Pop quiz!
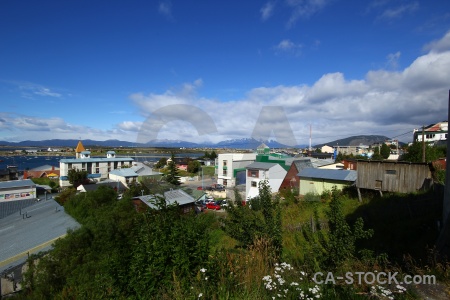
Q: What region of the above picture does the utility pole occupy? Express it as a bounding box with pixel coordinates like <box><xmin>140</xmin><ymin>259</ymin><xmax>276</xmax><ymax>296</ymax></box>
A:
<box><xmin>309</xmin><ymin>124</ymin><xmax>312</xmax><ymax>153</ymax></box>
<box><xmin>422</xmin><ymin>125</ymin><xmax>426</xmax><ymax>163</ymax></box>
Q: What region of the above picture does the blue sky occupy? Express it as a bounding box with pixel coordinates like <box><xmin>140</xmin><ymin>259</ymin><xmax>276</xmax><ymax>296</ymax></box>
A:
<box><xmin>1</xmin><ymin>0</ymin><xmax>450</xmax><ymax>146</ymax></box>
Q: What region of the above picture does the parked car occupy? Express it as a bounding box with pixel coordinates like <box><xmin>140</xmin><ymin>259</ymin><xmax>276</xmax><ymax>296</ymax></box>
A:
<box><xmin>195</xmin><ymin>200</ymin><xmax>207</xmax><ymax>209</ymax></box>
<box><xmin>206</xmin><ymin>201</ymin><xmax>221</xmax><ymax>210</ymax></box>
<box><xmin>197</xmin><ymin>186</ymin><xmax>203</xmax><ymax>190</ymax></box>
<box><xmin>204</xmin><ymin>184</ymin><xmax>224</xmax><ymax>191</ymax></box>
<box><xmin>217</xmin><ymin>199</ymin><xmax>228</xmax><ymax>207</ymax></box>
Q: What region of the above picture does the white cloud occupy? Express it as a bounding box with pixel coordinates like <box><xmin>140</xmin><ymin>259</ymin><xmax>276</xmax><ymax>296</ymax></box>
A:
<box><xmin>12</xmin><ymin>81</ymin><xmax>63</xmax><ymax>99</ymax></box>
<box><xmin>117</xmin><ymin>121</ymin><xmax>142</xmax><ymax>132</ymax></box>
<box><xmin>261</xmin><ymin>1</ymin><xmax>276</xmax><ymax>21</ymax></box>
<box><xmin>274</xmin><ymin>39</ymin><xmax>302</xmax><ymax>56</ymax></box>
<box><xmin>378</xmin><ymin>1</ymin><xmax>419</xmax><ymax>20</ymax></box>
<box><xmin>4</xmin><ymin>32</ymin><xmax>450</xmax><ymax>146</ymax></box>
<box><xmin>158</xmin><ymin>0</ymin><xmax>173</xmax><ymax>19</ymax></box>
<box><xmin>424</xmin><ymin>30</ymin><xmax>450</xmax><ymax>54</ymax></box>
<box><xmin>286</xmin><ymin>0</ymin><xmax>331</xmax><ymax>28</ymax></box>
<box><xmin>386</xmin><ymin>51</ymin><xmax>401</xmax><ymax>69</ymax></box>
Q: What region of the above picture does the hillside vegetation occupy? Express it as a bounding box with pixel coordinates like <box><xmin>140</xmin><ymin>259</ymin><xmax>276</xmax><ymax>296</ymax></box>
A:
<box><xmin>14</xmin><ymin>183</ymin><xmax>449</xmax><ymax>299</ymax></box>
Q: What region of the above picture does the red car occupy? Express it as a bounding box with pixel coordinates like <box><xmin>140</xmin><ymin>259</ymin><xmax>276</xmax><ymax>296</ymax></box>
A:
<box><xmin>206</xmin><ymin>201</ymin><xmax>221</xmax><ymax>210</ymax></box>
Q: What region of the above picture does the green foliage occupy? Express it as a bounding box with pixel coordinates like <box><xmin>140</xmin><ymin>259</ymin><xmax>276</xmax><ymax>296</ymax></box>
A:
<box><xmin>165</xmin><ymin>152</ymin><xmax>181</xmax><ymax>185</ymax></box>
<box><xmin>380</xmin><ymin>143</ymin><xmax>391</xmax><ymax>159</ymax></box>
<box><xmin>154</xmin><ymin>157</ymin><xmax>168</xmax><ymax>169</ymax></box>
<box><xmin>129</xmin><ymin>198</ymin><xmax>211</xmax><ymax>297</ymax></box>
<box><xmin>401</xmin><ymin>142</ymin><xmax>446</xmax><ymax>163</ymax></box>
<box><xmin>304</xmin><ymin>192</ymin><xmax>321</xmax><ymax>202</ymax></box>
<box><xmin>21</xmin><ymin>186</ymin><xmax>138</xmax><ymax>299</ymax></box>
<box><xmin>187</xmin><ymin>159</ymin><xmax>201</xmax><ymax>173</ymax></box>
<box><xmin>67</xmin><ymin>168</ymin><xmax>88</xmax><ymax>188</ymax></box>
<box><xmin>203</xmin><ymin>150</ymin><xmax>217</xmax><ymax>160</ymax></box>
<box><xmin>54</xmin><ymin>187</ymin><xmax>76</xmax><ymax>205</ymax></box>
<box><xmin>325</xmin><ymin>187</ymin><xmax>374</xmax><ymax>268</ymax></box>
<box><xmin>224</xmin><ymin>181</ymin><xmax>282</xmax><ymax>258</ymax></box>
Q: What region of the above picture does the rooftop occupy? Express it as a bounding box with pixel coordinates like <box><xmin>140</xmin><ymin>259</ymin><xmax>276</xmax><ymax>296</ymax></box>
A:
<box><xmin>246</xmin><ymin>162</ymin><xmax>278</xmax><ymax>170</ymax></box>
<box><xmin>0</xmin><ymin>179</ymin><xmax>35</xmax><ymax>190</ymax></box>
<box><xmin>0</xmin><ymin>199</ymin><xmax>80</xmax><ymax>274</ymax></box>
<box><xmin>298</xmin><ymin>168</ymin><xmax>357</xmax><ymax>182</ymax></box>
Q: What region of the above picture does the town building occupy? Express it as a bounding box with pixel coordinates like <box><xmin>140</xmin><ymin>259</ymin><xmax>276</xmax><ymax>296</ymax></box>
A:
<box><xmin>23</xmin><ymin>164</ymin><xmax>60</xmax><ymax>179</ymax></box>
<box><xmin>356</xmin><ymin>160</ymin><xmax>433</xmax><ymax>195</ymax></box>
<box><xmin>216</xmin><ymin>152</ymin><xmax>257</xmax><ymax>187</ymax></box>
<box><xmin>132</xmin><ymin>189</ymin><xmax>196</xmax><ymax>214</ymax></box>
<box><xmin>59</xmin><ymin>141</ymin><xmax>134</xmax><ymax>188</ymax></box>
<box><xmin>245</xmin><ymin>162</ymin><xmax>287</xmax><ymax>200</ymax></box>
<box><xmin>279</xmin><ymin>159</ymin><xmax>314</xmax><ymax>191</ymax></box>
<box><xmin>0</xmin><ymin>179</ymin><xmax>36</xmax><ymax>202</ymax></box>
<box><xmin>0</xmin><ymin>166</ymin><xmax>18</xmax><ymax>182</ymax></box>
<box><xmin>298</xmin><ymin>168</ymin><xmax>357</xmax><ymax>196</ymax></box>
<box><xmin>413</xmin><ymin>121</ymin><xmax>448</xmax><ymax>144</ymax></box>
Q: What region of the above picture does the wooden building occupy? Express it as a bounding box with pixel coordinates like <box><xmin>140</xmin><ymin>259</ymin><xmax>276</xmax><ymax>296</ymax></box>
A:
<box><xmin>356</xmin><ymin>160</ymin><xmax>432</xmax><ymax>194</ymax></box>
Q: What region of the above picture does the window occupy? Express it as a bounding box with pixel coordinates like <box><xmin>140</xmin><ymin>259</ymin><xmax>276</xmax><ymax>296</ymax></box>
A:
<box><xmin>223</xmin><ymin>160</ymin><xmax>227</xmax><ymax>166</ymax></box>
<box><xmin>68</xmin><ymin>163</ymin><xmax>72</xmax><ymax>169</ymax></box>
<box><xmin>223</xmin><ymin>179</ymin><xmax>228</xmax><ymax>186</ymax></box>
<box><xmin>223</xmin><ymin>170</ymin><xmax>227</xmax><ymax>176</ymax></box>
<box><xmin>251</xmin><ymin>181</ymin><xmax>257</xmax><ymax>187</ymax></box>
<box><xmin>96</xmin><ymin>168</ymin><xmax>100</xmax><ymax>174</ymax></box>
<box><xmin>386</xmin><ymin>170</ymin><xmax>396</xmax><ymax>175</ymax></box>
<box><xmin>248</xmin><ymin>170</ymin><xmax>259</xmax><ymax>178</ymax></box>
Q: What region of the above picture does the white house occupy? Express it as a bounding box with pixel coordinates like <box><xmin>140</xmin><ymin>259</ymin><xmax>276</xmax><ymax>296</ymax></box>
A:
<box><xmin>245</xmin><ymin>162</ymin><xmax>287</xmax><ymax>200</ymax></box>
<box><xmin>216</xmin><ymin>153</ymin><xmax>256</xmax><ymax>187</ymax></box>
<box><xmin>59</xmin><ymin>141</ymin><xmax>133</xmax><ymax>188</ymax></box>
<box><xmin>413</xmin><ymin>121</ymin><xmax>448</xmax><ymax>144</ymax></box>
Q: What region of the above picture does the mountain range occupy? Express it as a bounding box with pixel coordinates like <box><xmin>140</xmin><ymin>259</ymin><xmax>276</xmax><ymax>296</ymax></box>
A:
<box><xmin>0</xmin><ymin>135</ymin><xmax>395</xmax><ymax>149</ymax></box>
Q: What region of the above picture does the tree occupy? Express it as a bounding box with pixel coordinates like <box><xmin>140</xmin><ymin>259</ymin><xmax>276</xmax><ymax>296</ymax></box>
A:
<box><xmin>165</xmin><ymin>152</ymin><xmax>181</xmax><ymax>186</ymax></box>
<box><xmin>380</xmin><ymin>143</ymin><xmax>391</xmax><ymax>159</ymax></box>
<box><xmin>67</xmin><ymin>168</ymin><xmax>88</xmax><ymax>188</ymax></box>
<box><xmin>325</xmin><ymin>187</ymin><xmax>373</xmax><ymax>268</ymax></box>
<box><xmin>224</xmin><ymin>181</ymin><xmax>282</xmax><ymax>258</ymax></box>
<box><xmin>129</xmin><ymin>198</ymin><xmax>211</xmax><ymax>297</ymax></box>
<box><xmin>209</xmin><ymin>150</ymin><xmax>217</xmax><ymax>160</ymax></box>
<box><xmin>401</xmin><ymin>142</ymin><xmax>446</xmax><ymax>163</ymax></box>
<box><xmin>154</xmin><ymin>157</ymin><xmax>168</xmax><ymax>169</ymax></box>
<box><xmin>187</xmin><ymin>159</ymin><xmax>201</xmax><ymax>174</ymax></box>
<box><xmin>371</xmin><ymin>146</ymin><xmax>383</xmax><ymax>160</ymax></box>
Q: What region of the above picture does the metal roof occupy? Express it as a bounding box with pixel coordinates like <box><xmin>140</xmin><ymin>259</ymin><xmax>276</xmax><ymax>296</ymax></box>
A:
<box><xmin>87</xmin><ymin>173</ymin><xmax>102</xmax><ymax>178</ymax></box>
<box><xmin>298</xmin><ymin>168</ymin><xmax>357</xmax><ymax>182</ymax></box>
<box><xmin>0</xmin><ymin>199</ymin><xmax>80</xmax><ymax>273</ymax></box>
<box><xmin>134</xmin><ymin>189</ymin><xmax>195</xmax><ymax>209</ymax></box>
<box><xmin>29</xmin><ymin>164</ymin><xmax>59</xmax><ymax>171</ymax></box>
<box><xmin>246</xmin><ymin>162</ymin><xmax>278</xmax><ymax>170</ymax></box>
<box><xmin>0</xmin><ymin>179</ymin><xmax>35</xmax><ymax>190</ymax></box>
<box><xmin>60</xmin><ymin>157</ymin><xmax>134</xmax><ymax>163</ymax></box>
<box><xmin>0</xmin><ymin>199</ymin><xmax>35</xmax><ymax>219</ymax></box>
<box><xmin>109</xmin><ymin>168</ymin><xmax>138</xmax><ymax>177</ymax></box>
<box><xmin>292</xmin><ymin>159</ymin><xmax>314</xmax><ymax>171</ymax></box>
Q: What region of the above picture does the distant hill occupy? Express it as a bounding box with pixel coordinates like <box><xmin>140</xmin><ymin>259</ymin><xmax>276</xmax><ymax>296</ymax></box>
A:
<box><xmin>0</xmin><ymin>139</ymin><xmax>138</xmax><ymax>147</ymax></box>
<box><xmin>314</xmin><ymin>135</ymin><xmax>391</xmax><ymax>148</ymax></box>
<box><xmin>214</xmin><ymin>138</ymin><xmax>293</xmax><ymax>149</ymax></box>
<box><xmin>0</xmin><ymin>137</ymin><xmax>297</xmax><ymax>149</ymax></box>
